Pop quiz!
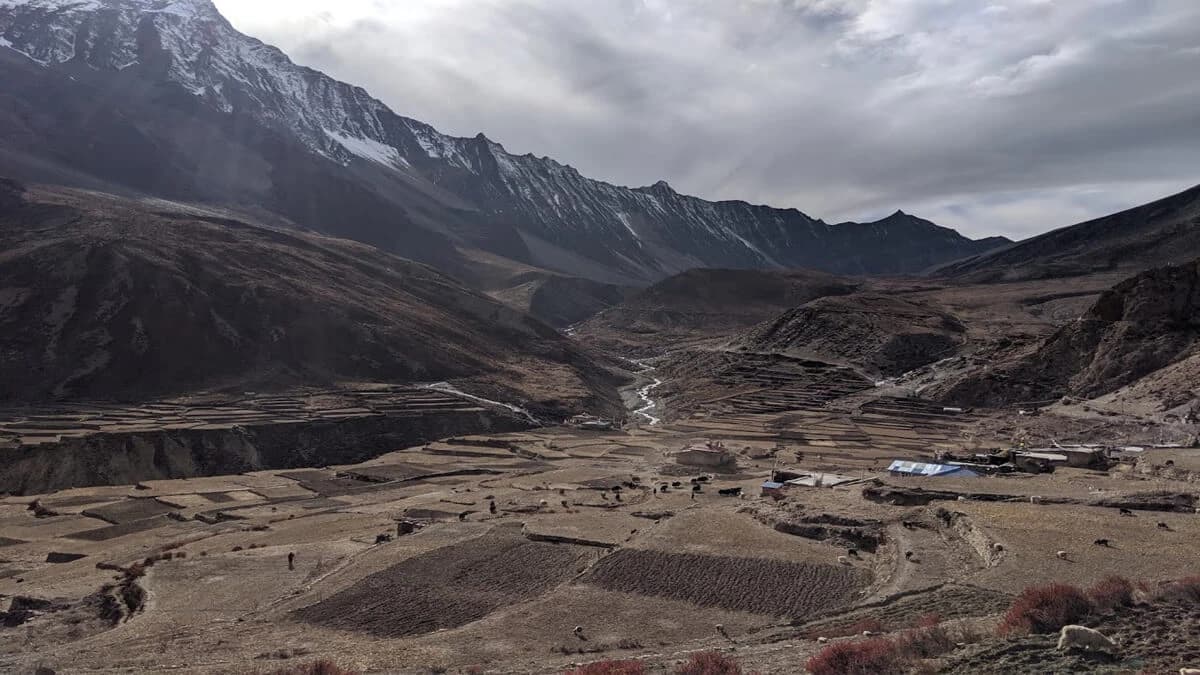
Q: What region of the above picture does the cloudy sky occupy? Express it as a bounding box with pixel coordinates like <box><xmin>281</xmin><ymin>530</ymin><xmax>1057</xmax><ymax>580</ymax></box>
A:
<box><xmin>212</xmin><ymin>0</ymin><xmax>1200</xmax><ymax>240</ymax></box>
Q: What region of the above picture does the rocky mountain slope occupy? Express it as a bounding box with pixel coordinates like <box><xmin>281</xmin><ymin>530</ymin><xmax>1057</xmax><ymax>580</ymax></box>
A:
<box><xmin>0</xmin><ymin>0</ymin><xmax>1008</xmax><ymax>285</ymax></box>
<box><xmin>574</xmin><ymin>268</ymin><xmax>861</xmax><ymax>355</ymax></box>
<box><xmin>935</xmin><ymin>184</ymin><xmax>1200</xmax><ymax>282</ymax></box>
<box><xmin>930</xmin><ymin>259</ymin><xmax>1200</xmax><ymax>408</ymax></box>
<box><xmin>0</xmin><ymin>178</ymin><xmax>622</xmax><ymax>417</ymax></box>
<box><xmin>732</xmin><ymin>293</ymin><xmax>967</xmax><ymax>378</ymax></box>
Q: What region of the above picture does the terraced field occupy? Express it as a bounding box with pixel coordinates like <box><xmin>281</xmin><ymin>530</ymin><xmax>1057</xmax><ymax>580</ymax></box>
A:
<box><xmin>292</xmin><ymin>525</ymin><xmax>600</xmax><ymax>637</ymax></box>
<box><xmin>583</xmin><ymin>549</ymin><xmax>868</xmax><ymax>619</ymax></box>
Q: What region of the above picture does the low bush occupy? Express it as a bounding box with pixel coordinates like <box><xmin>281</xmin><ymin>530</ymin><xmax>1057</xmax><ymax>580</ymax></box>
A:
<box><xmin>806</xmin><ymin>638</ymin><xmax>906</xmax><ymax>675</ymax></box>
<box><xmin>675</xmin><ymin>651</ymin><xmax>742</xmax><ymax>674</ymax></box>
<box><xmin>997</xmin><ymin>583</ymin><xmax>1092</xmax><ymax>636</ymax></box>
<box><xmin>1148</xmin><ymin>576</ymin><xmax>1200</xmax><ymax>606</ymax></box>
<box><xmin>1088</xmin><ymin>576</ymin><xmax>1134</xmax><ymax>612</ymax></box>
<box><xmin>564</xmin><ymin>659</ymin><xmax>646</xmax><ymax>675</ymax></box>
<box><xmin>265</xmin><ymin>659</ymin><xmax>357</xmax><ymax>675</ymax></box>
<box><xmin>894</xmin><ymin>626</ymin><xmax>954</xmax><ymax>660</ymax></box>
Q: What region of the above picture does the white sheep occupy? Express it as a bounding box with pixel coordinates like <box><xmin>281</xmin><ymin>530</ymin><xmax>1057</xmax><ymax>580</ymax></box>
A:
<box><xmin>573</xmin><ymin>625</ymin><xmax>584</xmax><ymax>635</ymax></box>
<box><xmin>837</xmin><ymin>555</ymin><xmax>851</xmax><ymax>565</ymax></box>
<box><xmin>862</xmin><ymin>630</ymin><xmax>875</xmax><ymax>637</ymax></box>
<box><xmin>1057</xmin><ymin>625</ymin><xmax>1117</xmax><ymax>654</ymax></box>
<box><xmin>1055</xmin><ymin>550</ymin><xmax>1069</xmax><ymax>560</ymax></box>
<box><xmin>992</xmin><ymin>542</ymin><xmax>1004</xmax><ymax>552</ymax></box>
<box><xmin>538</xmin><ymin>499</ymin><xmax>548</xmax><ymax>509</ymax></box>
<box><xmin>1030</xmin><ymin>495</ymin><xmax>1042</xmax><ymax>504</ymax></box>
<box><xmin>816</xmin><ymin>637</ymin><xmax>829</xmax><ymax>644</ymax></box>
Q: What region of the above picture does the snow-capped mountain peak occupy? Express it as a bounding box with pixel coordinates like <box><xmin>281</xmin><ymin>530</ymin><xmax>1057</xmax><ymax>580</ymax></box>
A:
<box><xmin>0</xmin><ymin>0</ymin><xmax>1008</xmax><ymax>282</ymax></box>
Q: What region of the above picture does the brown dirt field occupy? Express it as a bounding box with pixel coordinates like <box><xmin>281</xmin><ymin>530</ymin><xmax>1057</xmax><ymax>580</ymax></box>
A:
<box><xmin>292</xmin><ymin>525</ymin><xmax>601</xmax><ymax>637</ymax></box>
<box><xmin>402</xmin><ymin>584</ymin><xmax>779</xmax><ymax>671</ymax></box>
<box><xmin>953</xmin><ymin>501</ymin><xmax>1200</xmax><ymax>592</ymax></box>
<box><xmin>630</xmin><ymin>506</ymin><xmax>843</xmax><ymax>563</ymax></box>
<box><xmin>583</xmin><ymin>549</ymin><xmax>868</xmax><ymax>620</ymax></box>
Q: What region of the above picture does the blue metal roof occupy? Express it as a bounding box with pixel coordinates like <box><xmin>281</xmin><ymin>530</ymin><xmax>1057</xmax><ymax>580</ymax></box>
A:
<box><xmin>761</xmin><ymin>481</ymin><xmax>785</xmax><ymax>489</ymax></box>
<box><xmin>887</xmin><ymin>460</ymin><xmax>979</xmax><ymax>477</ymax></box>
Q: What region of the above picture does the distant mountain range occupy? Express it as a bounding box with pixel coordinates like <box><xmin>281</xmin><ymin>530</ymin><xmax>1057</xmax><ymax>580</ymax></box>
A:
<box><xmin>0</xmin><ymin>0</ymin><xmax>1009</xmax><ymax>284</ymax></box>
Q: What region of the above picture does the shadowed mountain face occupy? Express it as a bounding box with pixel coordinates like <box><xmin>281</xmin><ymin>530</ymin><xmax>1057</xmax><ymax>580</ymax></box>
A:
<box><xmin>733</xmin><ymin>293</ymin><xmax>967</xmax><ymax>378</ymax></box>
<box><xmin>930</xmin><ymin>259</ymin><xmax>1200</xmax><ymax>407</ymax></box>
<box><xmin>935</xmin><ymin>184</ymin><xmax>1200</xmax><ymax>283</ymax></box>
<box><xmin>575</xmin><ymin>268</ymin><xmax>862</xmax><ymax>355</ymax></box>
<box><xmin>0</xmin><ymin>180</ymin><xmax>622</xmax><ymax>417</ymax></box>
<box><xmin>0</xmin><ymin>0</ymin><xmax>1007</xmax><ymax>285</ymax></box>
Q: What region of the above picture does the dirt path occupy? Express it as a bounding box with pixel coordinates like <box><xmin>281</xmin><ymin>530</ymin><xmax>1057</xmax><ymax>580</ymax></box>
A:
<box><xmin>868</xmin><ymin>519</ymin><xmax>984</xmax><ymax>601</ymax></box>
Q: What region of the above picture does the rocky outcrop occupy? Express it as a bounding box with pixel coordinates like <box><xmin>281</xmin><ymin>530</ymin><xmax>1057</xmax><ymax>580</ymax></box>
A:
<box><xmin>0</xmin><ymin>407</ymin><xmax>527</xmax><ymax>495</ymax></box>
<box><xmin>734</xmin><ymin>293</ymin><xmax>967</xmax><ymax>377</ymax></box>
<box><xmin>931</xmin><ymin>259</ymin><xmax>1200</xmax><ymax>406</ymax></box>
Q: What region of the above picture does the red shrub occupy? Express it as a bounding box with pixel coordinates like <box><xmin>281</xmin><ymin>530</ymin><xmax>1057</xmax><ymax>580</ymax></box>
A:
<box><xmin>998</xmin><ymin>583</ymin><xmax>1092</xmax><ymax>635</ymax></box>
<box><xmin>565</xmin><ymin>660</ymin><xmax>646</xmax><ymax>675</ymax></box>
<box><xmin>266</xmin><ymin>660</ymin><xmax>357</xmax><ymax>675</ymax></box>
<box><xmin>675</xmin><ymin>651</ymin><xmax>742</xmax><ymax>675</ymax></box>
<box><xmin>1088</xmin><ymin>576</ymin><xmax>1134</xmax><ymax>612</ymax></box>
<box><xmin>806</xmin><ymin>638</ymin><xmax>906</xmax><ymax>675</ymax></box>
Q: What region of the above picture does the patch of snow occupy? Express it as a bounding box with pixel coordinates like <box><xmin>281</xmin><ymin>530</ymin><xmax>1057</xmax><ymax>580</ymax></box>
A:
<box><xmin>0</xmin><ymin>0</ymin><xmax>101</xmax><ymax>9</ymax></box>
<box><xmin>729</xmin><ymin>229</ymin><xmax>778</xmax><ymax>264</ymax></box>
<box><xmin>615</xmin><ymin>212</ymin><xmax>640</xmax><ymax>240</ymax></box>
<box><xmin>323</xmin><ymin>129</ymin><xmax>407</xmax><ymax>168</ymax></box>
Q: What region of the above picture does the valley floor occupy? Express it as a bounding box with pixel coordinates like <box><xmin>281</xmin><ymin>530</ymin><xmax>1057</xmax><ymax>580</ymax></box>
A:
<box><xmin>1</xmin><ymin>365</ymin><xmax>1198</xmax><ymax>674</ymax></box>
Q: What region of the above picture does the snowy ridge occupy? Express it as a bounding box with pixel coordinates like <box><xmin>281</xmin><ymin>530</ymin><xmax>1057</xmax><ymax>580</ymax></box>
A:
<box><xmin>0</xmin><ymin>0</ymin><xmax>1007</xmax><ymax>281</ymax></box>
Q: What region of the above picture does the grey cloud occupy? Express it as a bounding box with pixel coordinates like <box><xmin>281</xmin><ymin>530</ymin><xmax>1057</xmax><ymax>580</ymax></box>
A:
<box><xmin>215</xmin><ymin>0</ymin><xmax>1200</xmax><ymax>239</ymax></box>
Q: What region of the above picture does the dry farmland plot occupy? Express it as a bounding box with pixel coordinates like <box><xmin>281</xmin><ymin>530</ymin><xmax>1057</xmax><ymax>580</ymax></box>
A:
<box><xmin>584</xmin><ymin>549</ymin><xmax>868</xmax><ymax>619</ymax></box>
<box><xmin>292</xmin><ymin>525</ymin><xmax>600</xmax><ymax>637</ymax></box>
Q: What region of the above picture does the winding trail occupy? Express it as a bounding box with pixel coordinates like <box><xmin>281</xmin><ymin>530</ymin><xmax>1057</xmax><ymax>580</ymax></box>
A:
<box><xmin>422</xmin><ymin>382</ymin><xmax>539</xmax><ymax>425</ymax></box>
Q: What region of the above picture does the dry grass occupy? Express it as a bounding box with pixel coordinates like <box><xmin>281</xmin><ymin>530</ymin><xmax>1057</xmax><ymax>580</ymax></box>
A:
<box><xmin>674</xmin><ymin>651</ymin><xmax>743</xmax><ymax>674</ymax></box>
<box><xmin>1147</xmin><ymin>576</ymin><xmax>1200</xmax><ymax>606</ymax></box>
<box><xmin>913</xmin><ymin>613</ymin><xmax>941</xmax><ymax>629</ymax></box>
<box><xmin>265</xmin><ymin>659</ymin><xmax>357</xmax><ymax>675</ymax></box>
<box><xmin>893</xmin><ymin>626</ymin><xmax>954</xmax><ymax>660</ymax></box>
<box><xmin>804</xmin><ymin>617</ymin><xmax>886</xmax><ymax>639</ymax></box>
<box><xmin>565</xmin><ymin>659</ymin><xmax>646</xmax><ymax>675</ymax></box>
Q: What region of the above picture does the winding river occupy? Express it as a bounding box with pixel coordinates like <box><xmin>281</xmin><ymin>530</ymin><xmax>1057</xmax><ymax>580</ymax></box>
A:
<box><xmin>628</xmin><ymin>358</ymin><xmax>663</xmax><ymax>426</ymax></box>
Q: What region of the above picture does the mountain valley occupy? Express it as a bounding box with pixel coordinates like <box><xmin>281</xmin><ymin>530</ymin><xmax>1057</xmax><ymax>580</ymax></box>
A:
<box><xmin>0</xmin><ymin>1</ymin><xmax>1198</xmax><ymax>674</ymax></box>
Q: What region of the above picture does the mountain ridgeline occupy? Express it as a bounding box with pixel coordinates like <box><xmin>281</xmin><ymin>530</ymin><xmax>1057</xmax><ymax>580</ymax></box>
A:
<box><xmin>0</xmin><ymin>0</ymin><xmax>1008</xmax><ymax>285</ymax></box>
